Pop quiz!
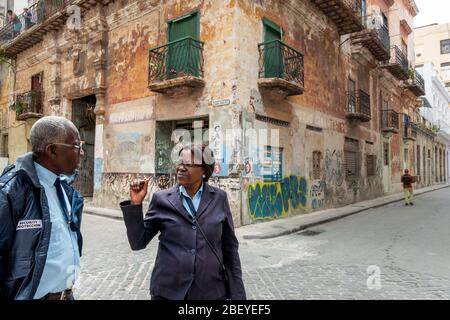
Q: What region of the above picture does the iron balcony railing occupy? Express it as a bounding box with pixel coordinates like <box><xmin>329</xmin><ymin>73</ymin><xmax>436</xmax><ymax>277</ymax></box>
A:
<box><xmin>411</xmin><ymin>123</ymin><xmax>418</xmax><ymax>139</ymax></box>
<box><xmin>347</xmin><ymin>90</ymin><xmax>356</xmax><ymax>113</ymax></box>
<box><xmin>15</xmin><ymin>90</ymin><xmax>44</xmax><ymax>118</ymax></box>
<box><xmin>403</xmin><ymin>114</ymin><xmax>415</xmax><ymax>139</ymax></box>
<box><xmin>0</xmin><ymin>0</ymin><xmax>74</xmax><ymax>43</ymax></box>
<box><xmin>148</xmin><ymin>37</ymin><xmax>205</xmax><ymax>83</ymax></box>
<box><xmin>389</xmin><ymin>45</ymin><xmax>409</xmax><ymax>74</ymax></box>
<box><xmin>258</xmin><ymin>39</ymin><xmax>305</xmax><ymax>87</ymax></box>
<box><xmin>347</xmin><ymin>90</ymin><xmax>370</xmax><ymax>117</ymax></box>
<box><xmin>362</xmin><ymin>16</ymin><xmax>390</xmax><ymax>54</ymax></box>
<box><xmin>381</xmin><ymin>109</ymin><xmax>399</xmax><ymax>130</ymax></box>
<box><xmin>357</xmin><ymin>90</ymin><xmax>371</xmax><ymax>117</ymax></box>
<box><xmin>409</xmin><ymin>70</ymin><xmax>425</xmax><ymax>92</ymax></box>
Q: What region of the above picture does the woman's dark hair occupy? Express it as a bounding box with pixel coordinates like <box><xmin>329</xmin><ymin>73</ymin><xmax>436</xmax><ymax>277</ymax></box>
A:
<box><xmin>178</xmin><ymin>144</ymin><xmax>215</xmax><ymax>182</ymax></box>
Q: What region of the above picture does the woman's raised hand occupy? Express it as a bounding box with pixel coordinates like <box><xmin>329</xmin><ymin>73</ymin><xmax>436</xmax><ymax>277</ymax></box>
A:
<box><xmin>130</xmin><ymin>178</ymin><xmax>149</xmax><ymax>205</ymax></box>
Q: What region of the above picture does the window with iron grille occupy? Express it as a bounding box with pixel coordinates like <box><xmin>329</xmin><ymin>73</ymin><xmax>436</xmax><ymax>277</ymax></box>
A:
<box><xmin>441</xmin><ymin>39</ymin><xmax>450</xmax><ymax>55</ymax></box>
<box><xmin>344</xmin><ymin>138</ymin><xmax>359</xmax><ymax>178</ymax></box>
<box><xmin>312</xmin><ymin>151</ymin><xmax>322</xmax><ymax>180</ymax></box>
<box><xmin>366</xmin><ymin>155</ymin><xmax>376</xmax><ymax>176</ymax></box>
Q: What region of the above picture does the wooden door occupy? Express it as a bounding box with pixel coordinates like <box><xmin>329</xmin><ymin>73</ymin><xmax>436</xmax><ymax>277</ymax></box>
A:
<box><xmin>167</xmin><ymin>12</ymin><xmax>200</xmax><ymax>77</ymax></box>
<box><xmin>263</xmin><ymin>18</ymin><xmax>283</xmax><ymax>78</ymax></box>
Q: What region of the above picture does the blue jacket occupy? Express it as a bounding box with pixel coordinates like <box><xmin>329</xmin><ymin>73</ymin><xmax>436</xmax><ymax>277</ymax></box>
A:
<box><xmin>0</xmin><ymin>153</ymin><xmax>84</xmax><ymax>300</ymax></box>
<box><xmin>120</xmin><ymin>184</ymin><xmax>246</xmax><ymax>300</ymax></box>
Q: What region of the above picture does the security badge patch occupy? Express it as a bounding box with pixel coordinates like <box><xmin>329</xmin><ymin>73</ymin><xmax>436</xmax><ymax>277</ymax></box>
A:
<box><xmin>16</xmin><ymin>220</ymin><xmax>43</xmax><ymax>230</ymax></box>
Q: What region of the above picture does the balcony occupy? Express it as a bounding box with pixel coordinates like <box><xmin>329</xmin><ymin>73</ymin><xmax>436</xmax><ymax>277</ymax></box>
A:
<box><xmin>380</xmin><ymin>46</ymin><xmax>410</xmax><ymax>80</ymax></box>
<box><xmin>381</xmin><ymin>109</ymin><xmax>399</xmax><ymax>134</ymax></box>
<box><xmin>15</xmin><ymin>91</ymin><xmax>44</xmax><ymax>121</ymax></box>
<box><xmin>0</xmin><ymin>0</ymin><xmax>109</xmax><ymax>58</ymax></box>
<box><xmin>148</xmin><ymin>37</ymin><xmax>205</xmax><ymax>96</ymax></box>
<box><xmin>257</xmin><ymin>40</ymin><xmax>304</xmax><ymax>101</ymax></box>
<box><xmin>403</xmin><ymin>117</ymin><xmax>416</xmax><ymax>142</ymax></box>
<box><xmin>403</xmin><ymin>123</ymin><xmax>417</xmax><ymax>142</ymax></box>
<box><xmin>310</xmin><ymin>0</ymin><xmax>364</xmax><ymax>35</ymax></box>
<box><xmin>346</xmin><ymin>89</ymin><xmax>371</xmax><ymax>122</ymax></box>
<box><xmin>350</xmin><ymin>16</ymin><xmax>390</xmax><ymax>62</ymax></box>
<box><xmin>403</xmin><ymin>70</ymin><xmax>425</xmax><ymax>96</ymax></box>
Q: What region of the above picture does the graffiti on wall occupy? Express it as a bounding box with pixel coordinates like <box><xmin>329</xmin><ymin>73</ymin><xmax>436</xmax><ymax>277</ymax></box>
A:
<box><xmin>247</xmin><ymin>175</ymin><xmax>308</xmax><ymax>221</ymax></box>
<box><xmin>309</xmin><ymin>179</ymin><xmax>326</xmax><ymax>210</ymax></box>
<box><xmin>101</xmin><ymin>173</ymin><xmax>176</xmax><ymax>204</ymax></box>
<box><xmin>324</xmin><ymin>149</ymin><xmax>345</xmax><ymax>186</ymax></box>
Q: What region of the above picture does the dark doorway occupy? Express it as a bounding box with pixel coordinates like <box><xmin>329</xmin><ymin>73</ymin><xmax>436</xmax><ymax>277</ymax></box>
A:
<box><xmin>155</xmin><ymin>117</ymin><xmax>209</xmax><ymax>176</ymax></box>
<box><xmin>71</xmin><ymin>95</ymin><xmax>96</xmax><ymax>197</ymax></box>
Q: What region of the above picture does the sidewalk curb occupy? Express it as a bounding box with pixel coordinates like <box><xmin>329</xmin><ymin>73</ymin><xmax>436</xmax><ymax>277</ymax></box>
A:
<box><xmin>242</xmin><ymin>184</ymin><xmax>450</xmax><ymax>240</ymax></box>
<box><xmin>82</xmin><ymin>184</ymin><xmax>450</xmax><ymax>238</ymax></box>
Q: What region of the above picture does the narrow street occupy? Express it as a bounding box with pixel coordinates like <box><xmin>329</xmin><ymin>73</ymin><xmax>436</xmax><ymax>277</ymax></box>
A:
<box><xmin>74</xmin><ymin>188</ymin><xmax>450</xmax><ymax>300</ymax></box>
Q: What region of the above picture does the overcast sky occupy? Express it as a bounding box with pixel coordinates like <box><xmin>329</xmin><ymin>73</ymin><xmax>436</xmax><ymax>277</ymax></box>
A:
<box><xmin>414</xmin><ymin>0</ymin><xmax>450</xmax><ymax>28</ymax></box>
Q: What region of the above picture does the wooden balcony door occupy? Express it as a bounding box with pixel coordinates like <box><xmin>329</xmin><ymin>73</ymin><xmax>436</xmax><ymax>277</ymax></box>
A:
<box><xmin>167</xmin><ymin>11</ymin><xmax>200</xmax><ymax>77</ymax></box>
<box><xmin>263</xmin><ymin>18</ymin><xmax>283</xmax><ymax>78</ymax></box>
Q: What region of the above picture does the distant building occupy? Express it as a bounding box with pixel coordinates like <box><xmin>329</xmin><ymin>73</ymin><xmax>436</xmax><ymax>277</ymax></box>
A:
<box><xmin>416</xmin><ymin>63</ymin><xmax>450</xmax><ymax>182</ymax></box>
<box><xmin>415</xmin><ymin>23</ymin><xmax>450</xmax><ymax>94</ymax></box>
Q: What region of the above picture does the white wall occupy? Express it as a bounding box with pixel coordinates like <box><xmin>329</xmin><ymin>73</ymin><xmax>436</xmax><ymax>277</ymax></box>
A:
<box><xmin>417</xmin><ymin>62</ymin><xmax>450</xmax><ymax>132</ymax></box>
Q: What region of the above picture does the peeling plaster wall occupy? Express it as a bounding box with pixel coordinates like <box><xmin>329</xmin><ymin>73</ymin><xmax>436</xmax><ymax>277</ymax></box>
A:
<box><xmin>234</xmin><ymin>0</ymin><xmax>385</xmax><ymax>225</ymax></box>
<box><xmin>95</xmin><ymin>0</ymin><xmax>244</xmax><ymax>225</ymax></box>
<box><xmin>7</xmin><ymin>0</ymin><xmax>431</xmax><ymax>227</ymax></box>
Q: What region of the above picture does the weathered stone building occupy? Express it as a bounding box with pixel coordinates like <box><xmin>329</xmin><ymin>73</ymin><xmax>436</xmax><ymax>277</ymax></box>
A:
<box><xmin>0</xmin><ymin>0</ymin><xmax>445</xmax><ymax>227</ymax></box>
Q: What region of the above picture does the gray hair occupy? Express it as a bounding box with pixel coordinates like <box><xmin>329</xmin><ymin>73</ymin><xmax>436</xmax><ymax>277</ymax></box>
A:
<box><xmin>30</xmin><ymin>116</ymin><xmax>79</xmax><ymax>154</ymax></box>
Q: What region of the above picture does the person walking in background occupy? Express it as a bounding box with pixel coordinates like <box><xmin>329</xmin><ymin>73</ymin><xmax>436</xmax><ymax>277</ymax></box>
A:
<box><xmin>401</xmin><ymin>169</ymin><xmax>416</xmax><ymax>206</ymax></box>
<box><xmin>120</xmin><ymin>144</ymin><xmax>246</xmax><ymax>300</ymax></box>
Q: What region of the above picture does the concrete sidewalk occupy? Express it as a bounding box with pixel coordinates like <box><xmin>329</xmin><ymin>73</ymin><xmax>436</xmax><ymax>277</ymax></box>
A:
<box><xmin>83</xmin><ymin>183</ymin><xmax>450</xmax><ymax>239</ymax></box>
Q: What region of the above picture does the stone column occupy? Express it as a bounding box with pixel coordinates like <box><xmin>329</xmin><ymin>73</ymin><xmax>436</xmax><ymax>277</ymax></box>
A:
<box><xmin>48</xmin><ymin>31</ymin><xmax>62</xmax><ymax>115</ymax></box>
<box><xmin>91</xmin><ymin>3</ymin><xmax>109</xmax><ymax>206</ymax></box>
<box><xmin>91</xmin><ymin>3</ymin><xmax>108</xmax><ymax>124</ymax></box>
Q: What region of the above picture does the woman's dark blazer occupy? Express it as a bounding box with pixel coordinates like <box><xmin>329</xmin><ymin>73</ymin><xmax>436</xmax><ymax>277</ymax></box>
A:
<box><xmin>120</xmin><ymin>183</ymin><xmax>246</xmax><ymax>300</ymax></box>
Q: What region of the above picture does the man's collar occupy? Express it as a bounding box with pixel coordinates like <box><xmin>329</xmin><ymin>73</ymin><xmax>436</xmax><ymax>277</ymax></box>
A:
<box><xmin>34</xmin><ymin>161</ymin><xmax>59</xmax><ymax>187</ymax></box>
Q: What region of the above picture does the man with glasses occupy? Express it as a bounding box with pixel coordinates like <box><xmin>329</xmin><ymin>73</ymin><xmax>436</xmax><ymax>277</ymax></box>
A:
<box><xmin>0</xmin><ymin>116</ymin><xmax>85</xmax><ymax>300</ymax></box>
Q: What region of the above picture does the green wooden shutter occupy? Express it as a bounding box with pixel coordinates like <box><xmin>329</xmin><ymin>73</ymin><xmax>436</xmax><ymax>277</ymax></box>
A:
<box><xmin>263</xmin><ymin>18</ymin><xmax>283</xmax><ymax>78</ymax></box>
<box><xmin>167</xmin><ymin>12</ymin><xmax>200</xmax><ymax>77</ymax></box>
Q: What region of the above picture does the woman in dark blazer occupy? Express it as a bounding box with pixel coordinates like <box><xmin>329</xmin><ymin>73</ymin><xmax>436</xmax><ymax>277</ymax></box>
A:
<box><xmin>120</xmin><ymin>144</ymin><xmax>246</xmax><ymax>300</ymax></box>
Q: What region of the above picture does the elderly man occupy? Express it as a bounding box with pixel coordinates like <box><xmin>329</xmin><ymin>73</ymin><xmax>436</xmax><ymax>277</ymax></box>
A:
<box><xmin>0</xmin><ymin>116</ymin><xmax>84</xmax><ymax>300</ymax></box>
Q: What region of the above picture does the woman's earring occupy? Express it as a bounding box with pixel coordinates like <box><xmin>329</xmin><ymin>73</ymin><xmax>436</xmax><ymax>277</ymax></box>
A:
<box><xmin>202</xmin><ymin>174</ymin><xmax>206</xmax><ymax>178</ymax></box>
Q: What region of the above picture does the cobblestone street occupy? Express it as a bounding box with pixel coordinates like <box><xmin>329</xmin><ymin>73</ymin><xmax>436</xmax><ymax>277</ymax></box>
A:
<box><xmin>75</xmin><ymin>188</ymin><xmax>450</xmax><ymax>300</ymax></box>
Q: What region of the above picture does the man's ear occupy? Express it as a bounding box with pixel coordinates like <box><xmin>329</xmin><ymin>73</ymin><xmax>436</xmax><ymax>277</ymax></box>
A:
<box><xmin>44</xmin><ymin>144</ymin><xmax>57</xmax><ymax>159</ymax></box>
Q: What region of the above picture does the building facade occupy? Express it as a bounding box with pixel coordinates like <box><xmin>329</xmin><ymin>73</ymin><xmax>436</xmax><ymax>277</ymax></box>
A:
<box><xmin>416</xmin><ymin>62</ymin><xmax>450</xmax><ymax>183</ymax></box>
<box><xmin>415</xmin><ymin>22</ymin><xmax>450</xmax><ymax>95</ymax></box>
<box><xmin>0</xmin><ymin>0</ymin><xmax>445</xmax><ymax>227</ymax></box>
